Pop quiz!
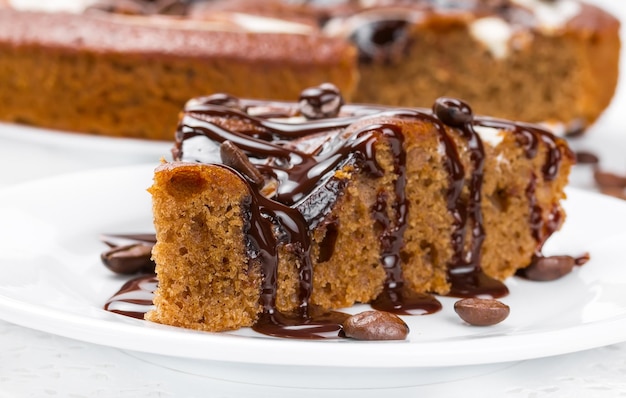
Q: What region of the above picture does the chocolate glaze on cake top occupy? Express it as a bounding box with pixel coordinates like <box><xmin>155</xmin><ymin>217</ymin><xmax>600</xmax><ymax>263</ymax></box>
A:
<box><xmin>170</xmin><ymin>83</ymin><xmax>572</xmax><ymax>321</ymax></box>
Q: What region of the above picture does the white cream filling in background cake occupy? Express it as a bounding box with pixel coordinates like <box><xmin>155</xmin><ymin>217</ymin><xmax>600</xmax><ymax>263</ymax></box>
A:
<box><xmin>469</xmin><ymin>0</ymin><xmax>582</xmax><ymax>58</ymax></box>
<box><xmin>8</xmin><ymin>0</ymin><xmax>97</xmax><ymax>13</ymax></box>
<box><xmin>512</xmin><ymin>0</ymin><xmax>582</xmax><ymax>32</ymax></box>
<box><xmin>469</xmin><ymin>17</ymin><xmax>515</xmax><ymax>59</ymax></box>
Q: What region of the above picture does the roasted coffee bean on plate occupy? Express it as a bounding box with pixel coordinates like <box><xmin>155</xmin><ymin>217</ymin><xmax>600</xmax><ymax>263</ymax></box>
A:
<box><xmin>454</xmin><ymin>298</ymin><xmax>510</xmax><ymax>326</ymax></box>
<box><xmin>101</xmin><ymin>243</ymin><xmax>154</xmax><ymax>275</ymax></box>
<box><xmin>342</xmin><ymin>310</ymin><xmax>409</xmax><ymax>340</ymax></box>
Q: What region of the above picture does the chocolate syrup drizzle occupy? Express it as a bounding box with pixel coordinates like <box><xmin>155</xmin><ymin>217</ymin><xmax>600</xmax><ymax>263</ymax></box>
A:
<box><xmin>104</xmin><ymin>84</ymin><xmax>572</xmax><ymax>338</ymax></box>
<box><xmin>104</xmin><ymin>274</ymin><xmax>157</xmax><ymax>319</ymax></box>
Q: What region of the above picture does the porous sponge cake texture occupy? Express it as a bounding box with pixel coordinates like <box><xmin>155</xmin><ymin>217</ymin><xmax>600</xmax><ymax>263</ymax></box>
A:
<box><xmin>0</xmin><ymin>46</ymin><xmax>355</xmax><ymax>140</ymax></box>
<box><xmin>146</xmin><ymin>163</ymin><xmax>262</xmax><ymax>331</ymax></box>
<box><xmin>480</xmin><ymin>132</ymin><xmax>571</xmax><ymax>279</ymax></box>
<box><xmin>279</xmin><ymin>172</ymin><xmax>388</xmax><ymax>311</ymax></box>
<box><xmin>355</xmin><ymin>21</ymin><xmax>619</xmax><ymax>128</ymax></box>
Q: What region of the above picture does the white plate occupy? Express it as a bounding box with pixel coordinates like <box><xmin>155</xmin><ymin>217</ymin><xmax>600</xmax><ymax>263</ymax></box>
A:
<box><xmin>0</xmin><ymin>122</ymin><xmax>172</xmax><ymax>187</ymax></box>
<box><xmin>0</xmin><ymin>122</ymin><xmax>171</xmax><ymax>157</ymax></box>
<box><xmin>0</xmin><ymin>164</ymin><xmax>626</xmax><ymax>376</ymax></box>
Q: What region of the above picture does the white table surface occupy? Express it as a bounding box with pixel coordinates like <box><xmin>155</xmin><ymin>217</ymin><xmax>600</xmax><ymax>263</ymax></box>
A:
<box><xmin>2</xmin><ymin>1</ymin><xmax>626</xmax><ymax>396</ymax></box>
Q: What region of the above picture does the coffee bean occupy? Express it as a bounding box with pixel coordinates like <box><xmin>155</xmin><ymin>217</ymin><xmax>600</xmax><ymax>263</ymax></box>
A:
<box><xmin>454</xmin><ymin>298</ymin><xmax>509</xmax><ymax>326</ymax></box>
<box><xmin>575</xmin><ymin>151</ymin><xmax>599</xmax><ymax>165</ymax></box>
<box><xmin>599</xmin><ymin>186</ymin><xmax>626</xmax><ymax>200</ymax></box>
<box><xmin>342</xmin><ymin>310</ymin><xmax>409</xmax><ymax>340</ymax></box>
<box><xmin>433</xmin><ymin>97</ymin><xmax>473</xmax><ymax>127</ymax></box>
<box><xmin>592</xmin><ymin>168</ymin><xmax>626</xmax><ymax>200</ymax></box>
<box><xmin>101</xmin><ymin>243</ymin><xmax>155</xmax><ymax>275</ymax></box>
<box><xmin>522</xmin><ymin>255</ymin><xmax>576</xmax><ymax>281</ymax></box>
<box><xmin>298</xmin><ymin>83</ymin><xmax>344</xmax><ymax>120</ymax></box>
<box><xmin>220</xmin><ymin>140</ymin><xmax>265</xmax><ymax>187</ymax></box>
<box><xmin>594</xmin><ymin>169</ymin><xmax>626</xmax><ymax>189</ymax></box>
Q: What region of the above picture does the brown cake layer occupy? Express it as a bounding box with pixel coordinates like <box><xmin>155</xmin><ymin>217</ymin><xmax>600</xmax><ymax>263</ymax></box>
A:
<box><xmin>0</xmin><ymin>6</ymin><xmax>356</xmax><ymax>139</ymax></box>
<box><xmin>0</xmin><ymin>0</ymin><xmax>620</xmax><ymax>139</ymax></box>
<box><xmin>146</xmin><ymin>85</ymin><xmax>574</xmax><ymax>332</ymax></box>
<box><xmin>350</xmin><ymin>3</ymin><xmax>621</xmax><ymax>133</ymax></box>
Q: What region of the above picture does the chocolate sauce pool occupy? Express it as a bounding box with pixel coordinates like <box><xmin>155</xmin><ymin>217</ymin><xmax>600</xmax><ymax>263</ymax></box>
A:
<box><xmin>104</xmin><ymin>274</ymin><xmax>156</xmax><ymax>319</ymax></box>
<box><xmin>103</xmin><ymin>84</ymin><xmax>584</xmax><ymax>339</ymax></box>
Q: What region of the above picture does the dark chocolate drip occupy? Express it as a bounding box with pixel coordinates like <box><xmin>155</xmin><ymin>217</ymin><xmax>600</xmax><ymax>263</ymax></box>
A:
<box><xmin>371</xmin><ymin>286</ymin><xmax>442</xmax><ymax>315</ymax></box>
<box><xmin>526</xmin><ymin>173</ymin><xmax>544</xmax><ymax>243</ymax></box>
<box><xmin>255</xmin><ymin>189</ymin><xmax>314</xmax><ymax>315</ymax></box>
<box><xmin>196</xmin><ymin>162</ymin><xmax>312</xmax><ymax>316</ymax></box>
<box><xmin>364</xmin><ymin>124</ymin><xmax>408</xmax><ymax>288</ymax></box>
<box><xmin>520</xmin><ymin>174</ymin><xmax>581</xmax><ymax>279</ymax></box>
<box><xmin>433</xmin><ymin>98</ymin><xmax>508</xmax><ymax>299</ymax></box>
<box><xmin>317</xmin><ymin>218</ymin><xmax>339</xmax><ymax>263</ymax></box>
<box><xmin>177</xmin><ymin>109</ymin><xmax>354</xmax><ymax>206</ymax></box>
<box><xmin>366</xmin><ymin>123</ymin><xmax>444</xmax><ymax>315</ymax></box>
<box><xmin>252</xmin><ymin>307</ymin><xmax>350</xmax><ymax>340</ymax></box>
<box><xmin>104</xmin><ymin>274</ymin><xmax>157</xmax><ymax>319</ymax></box>
<box><xmin>476</xmin><ymin>118</ymin><xmax>566</xmax><ymax>181</ymax></box>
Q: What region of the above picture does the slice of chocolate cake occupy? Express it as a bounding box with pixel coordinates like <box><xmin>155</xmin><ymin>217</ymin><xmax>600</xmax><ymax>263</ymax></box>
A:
<box><xmin>145</xmin><ymin>84</ymin><xmax>575</xmax><ymax>333</ymax></box>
